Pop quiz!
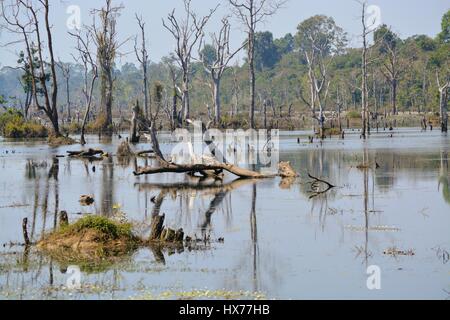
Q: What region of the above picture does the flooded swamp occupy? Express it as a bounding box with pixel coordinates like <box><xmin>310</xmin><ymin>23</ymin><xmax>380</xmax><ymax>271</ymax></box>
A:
<box><xmin>0</xmin><ymin>128</ymin><xmax>449</xmax><ymax>300</ymax></box>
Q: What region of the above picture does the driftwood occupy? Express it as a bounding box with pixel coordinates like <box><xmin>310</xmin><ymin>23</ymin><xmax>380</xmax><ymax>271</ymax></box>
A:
<box><xmin>22</xmin><ymin>218</ymin><xmax>30</xmax><ymax>246</ymax></box>
<box><xmin>59</xmin><ymin>211</ymin><xmax>69</xmax><ymax>227</ymax></box>
<box><xmin>135</xmin><ymin>123</ymin><xmax>298</xmax><ymax>179</ymax></box>
<box><xmin>79</xmin><ymin>195</ymin><xmax>95</xmax><ymax>206</ymax></box>
<box><xmin>149</xmin><ymin>213</ymin><xmax>185</xmax><ymax>245</ymax></box>
<box><xmin>136</xmin><ymin>149</ymin><xmax>155</xmax><ymax>157</ymax></box>
<box><xmin>134</xmin><ymin>162</ymin><xmax>276</xmax><ymax>179</ymax></box>
<box><xmin>307</xmin><ymin>173</ymin><xmax>336</xmax><ymax>198</ymax></box>
<box><xmin>149</xmin><ymin>214</ymin><xmax>166</xmax><ymax>241</ymax></box>
<box><xmin>67</xmin><ymin>149</ymin><xmax>105</xmax><ymax>158</ymax></box>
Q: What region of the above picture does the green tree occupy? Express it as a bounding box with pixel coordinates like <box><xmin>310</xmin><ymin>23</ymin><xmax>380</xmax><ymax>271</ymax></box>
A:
<box><xmin>251</xmin><ymin>31</ymin><xmax>279</xmax><ymax>71</ymax></box>
<box><xmin>438</xmin><ymin>9</ymin><xmax>450</xmax><ymax>43</ymax></box>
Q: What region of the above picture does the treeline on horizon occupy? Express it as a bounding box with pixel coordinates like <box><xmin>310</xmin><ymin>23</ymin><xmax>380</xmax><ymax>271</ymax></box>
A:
<box><xmin>0</xmin><ymin>1</ymin><xmax>449</xmax><ymax>134</ymax></box>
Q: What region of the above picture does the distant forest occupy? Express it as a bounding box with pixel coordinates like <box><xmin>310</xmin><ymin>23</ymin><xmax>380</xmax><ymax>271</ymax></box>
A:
<box><xmin>0</xmin><ymin>6</ymin><xmax>449</xmax><ymax>128</ymax></box>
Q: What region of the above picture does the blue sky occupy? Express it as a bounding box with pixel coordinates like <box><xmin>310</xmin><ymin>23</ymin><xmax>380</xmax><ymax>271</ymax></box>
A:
<box><xmin>0</xmin><ymin>0</ymin><xmax>448</xmax><ymax>67</ymax></box>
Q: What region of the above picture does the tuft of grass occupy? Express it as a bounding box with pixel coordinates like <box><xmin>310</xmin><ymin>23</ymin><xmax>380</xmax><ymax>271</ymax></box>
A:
<box><xmin>1</xmin><ymin>109</ymin><xmax>48</xmax><ymax>138</ymax></box>
<box><xmin>62</xmin><ymin>215</ymin><xmax>133</xmax><ymax>240</ymax></box>
<box><xmin>323</xmin><ymin>127</ymin><xmax>342</xmax><ymax>136</ymax></box>
<box><xmin>47</xmin><ymin>134</ymin><xmax>76</xmax><ymax>146</ymax></box>
<box><xmin>346</xmin><ymin>110</ymin><xmax>362</xmax><ymax>119</ymax></box>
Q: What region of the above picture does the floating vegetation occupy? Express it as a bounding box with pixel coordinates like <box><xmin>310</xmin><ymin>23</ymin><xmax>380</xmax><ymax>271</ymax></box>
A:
<box><xmin>48</xmin><ymin>135</ymin><xmax>76</xmax><ymax>147</ymax></box>
<box><xmin>432</xmin><ymin>246</ymin><xmax>450</xmax><ymax>264</ymax></box>
<box><xmin>131</xmin><ymin>289</ymin><xmax>267</xmax><ymax>300</ymax></box>
<box><xmin>117</xmin><ymin>140</ymin><xmax>134</xmax><ymax>157</ymax></box>
<box><xmin>79</xmin><ymin>195</ymin><xmax>95</xmax><ymax>206</ymax></box>
<box><xmin>345</xmin><ymin>225</ymin><xmax>401</xmax><ymax>232</ymax></box>
<box><xmin>37</xmin><ymin>215</ymin><xmax>141</xmax><ymax>269</ymax></box>
<box><xmin>383</xmin><ymin>247</ymin><xmax>415</xmax><ymax>257</ymax></box>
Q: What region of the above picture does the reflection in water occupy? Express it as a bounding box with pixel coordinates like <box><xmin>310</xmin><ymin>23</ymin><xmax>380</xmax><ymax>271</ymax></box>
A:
<box><xmin>440</xmin><ymin>146</ymin><xmax>450</xmax><ymax>205</ymax></box>
<box><xmin>101</xmin><ymin>156</ymin><xmax>114</xmax><ymax>216</ymax></box>
<box><xmin>1</xmin><ymin>131</ymin><xmax>450</xmax><ymax>299</ymax></box>
<box><xmin>250</xmin><ymin>183</ymin><xmax>259</xmax><ymax>293</ymax></box>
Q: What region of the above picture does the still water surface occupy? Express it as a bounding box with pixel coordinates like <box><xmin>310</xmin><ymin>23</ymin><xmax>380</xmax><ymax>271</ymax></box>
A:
<box><xmin>0</xmin><ymin>128</ymin><xmax>449</xmax><ymax>300</ymax></box>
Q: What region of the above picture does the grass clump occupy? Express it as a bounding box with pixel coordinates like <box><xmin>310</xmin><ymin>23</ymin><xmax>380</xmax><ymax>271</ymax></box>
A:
<box><xmin>0</xmin><ymin>108</ymin><xmax>48</xmax><ymax>138</ymax></box>
<box><xmin>65</xmin><ymin>215</ymin><xmax>134</xmax><ymax>240</ymax></box>
<box><xmin>323</xmin><ymin>127</ymin><xmax>342</xmax><ymax>136</ymax></box>
<box><xmin>48</xmin><ymin>134</ymin><xmax>76</xmax><ymax>146</ymax></box>
<box><xmin>37</xmin><ymin>215</ymin><xmax>140</xmax><ymax>265</ymax></box>
<box><xmin>117</xmin><ymin>140</ymin><xmax>134</xmax><ymax>157</ymax></box>
<box><xmin>346</xmin><ymin>110</ymin><xmax>362</xmax><ymax>119</ymax></box>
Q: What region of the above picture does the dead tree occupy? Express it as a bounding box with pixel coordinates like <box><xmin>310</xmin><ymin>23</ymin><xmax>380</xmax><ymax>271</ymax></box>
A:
<box><xmin>200</xmin><ymin>17</ymin><xmax>246</xmax><ymax>125</ymax></box>
<box><xmin>69</xmin><ymin>30</ymin><xmax>98</xmax><ymax>145</ymax></box>
<box><xmin>134</xmin><ymin>14</ymin><xmax>150</xmax><ymax>120</ymax></box>
<box><xmin>377</xmin><ymin>26</ymin><xmax>404</xmax><ymax>116</ymax></box>
<box><xmin>229</xmin><ymin>0</ymin><xmax>286</xmax><ymax>129</ymax></box>
<box><xmin>359</xmin><ymin>1</ymin><xmax>379</xmax><ymax>138</ymax></box>
<box><xmin>1</xmin><ymin>0</ymin><xmax>61</xmax><ymax>136</ymax></box>
<box><xmin>134</xmin><ymin>125</ymin><xmax>298</xmax><ymax>179</ymax></box>
<box><xmin>436</xmin><ymin>72</ymin><xmax>449</xmax><ymax>133</ymax></box>
<box><xmin>130</xmin><ymin>100</ymin><xmax>140</xmax><ymax>143</ymax></box>
<box><xmin>57</xmin><ymin>61</ymin><xmax>71</xmax><ymax>122</ymax></box>
<box><xmin>297</xmin><ymin>16</ymin><xmax>345</xmax><ymax>138</ymax></box>
<box><xmin>162</xmin><ymin>0</ymin><xmax>217</xmax><ymax>123</ymax></box>
<box><xmin>164</xmin><ymin>58</ymin><xmax>182</xmax><ymax>130</ymax></box>
<box><xmin>91</xmin><ymin>0</ymin><xmax>124</xmax><ymax>133</ymax></box>
<box><xmin>231</xmin><ymin>65</ymin><xmax>240</xmax><ymax>117</ymax></box>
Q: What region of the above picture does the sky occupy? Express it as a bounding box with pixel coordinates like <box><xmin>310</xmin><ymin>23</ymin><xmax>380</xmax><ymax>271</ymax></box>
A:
<box><xmin>0</xmin><ymin>0</ymin><xmax>448</xmax><ymax>68</ymax></box>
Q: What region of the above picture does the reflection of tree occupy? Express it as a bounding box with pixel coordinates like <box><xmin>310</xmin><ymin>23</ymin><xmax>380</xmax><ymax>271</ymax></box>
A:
<box><xmin>362</xmin><ymin>147</ymin><xmax>370</xmax><ymax>266</ymax></box>
<box><xmin>200</xmin><ymin>191</ymin><xmax>228</xmax><ymax>236</ymax></box>
<box><xmin>250</xmin><ymin>183</ymin><xmax>260</xmax><ymax>292</ymax></box>
<box><xmin>439</xmin><ymin>149</ymin><xmax>450</xmax><ymax>205</ymax></box>
<box><xmin>101</xmin><ymin>156</ymin><xmax>115</xmax><ymax>216</ymax></box>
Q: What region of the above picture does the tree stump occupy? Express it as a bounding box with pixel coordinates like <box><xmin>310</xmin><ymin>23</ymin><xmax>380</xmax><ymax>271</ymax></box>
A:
<box><xmin>59</xmin><ymin>211</ymin><xmax>69</xmax><ymax>227</ymax></box>
<box><xmin>22</xmin><ymin>218</ymin><xmax>30</xmax><ymax>246</ymax></box>
<box><xmin>149</xmin><ymin>214</ymin><xmax>165</xmax><ymax>241</ymax></box>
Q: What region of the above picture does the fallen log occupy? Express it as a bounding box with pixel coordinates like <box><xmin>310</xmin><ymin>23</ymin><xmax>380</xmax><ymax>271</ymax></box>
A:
<box><xmin>67</xmin><ymin>149</ymin><xmax>105</xmax><ymax>158</ymax></box>
<box><xmin>134</xmin><ymin>162</ymin><xmax>275</xmax><ymax>179</ymax></box>
<box><xmin>136</xmin><ymin>149</ymin><xmax>155</xmax><ymax>157</ymax></box>
<box><xmin>136</xmin><ymin>123</ymin><xmax>298</xmax><ymax>179</ymax></box>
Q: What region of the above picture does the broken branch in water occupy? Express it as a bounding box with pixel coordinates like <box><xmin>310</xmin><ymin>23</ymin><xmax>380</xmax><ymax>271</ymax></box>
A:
<box><xmin>307</xmin><ymin>173</ymin><xmax>336</xmax><ymax>198</ymax></box>
<box><xmin>67</xmin><ymin>149</ymin><xmax>106</xmax><ymax>159</ymax></box>
<box><xmin>135</xmin><ymin>125</ymin><xmax>298</xmax><ymax>179</ymax></box>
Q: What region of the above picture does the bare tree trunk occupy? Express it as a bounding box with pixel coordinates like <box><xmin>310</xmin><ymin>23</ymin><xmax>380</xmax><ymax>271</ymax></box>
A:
<box><xmin>249</xmin><ymin>28</ymin><xmax>256</xmax><ymax>128</ymax></box>
<box><xmin>172</xmin><ymin>88</ymin><xmax>178</xmax><ymax>130</ymax></box>
<box><xmin>66</xmin><ymin>76</ymin><xmax>71</xmax><ymax>121</ymax></box>
<box><xmin>130</xmin><ymin>100</ymin><xmax>140</xmax><ymax>143</ymax></box>
<box><xmin>135</xmin><ymin>15</ymin><xmax>150</xmax><ymax>119</ymax></box>
<box><xmin>438</xmin><ymin>84</ymin><xmax>449</xmax><ymax>133</ymax></box>
<box><xmin>392</xmin><ymin>79</ymin><xmax>397</xmax><ymax>115</ymax></box>
<box><xmin>213</xmin><ymin>78</ymin><xmax>221</xmax><ymax>124</ymax></box>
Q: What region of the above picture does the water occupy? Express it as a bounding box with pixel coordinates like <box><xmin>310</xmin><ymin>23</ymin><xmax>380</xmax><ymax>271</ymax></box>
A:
<box><xmin>0</xmin><ymin>128</ymin><xmax>449</xmax><ymax>300</ymax></box>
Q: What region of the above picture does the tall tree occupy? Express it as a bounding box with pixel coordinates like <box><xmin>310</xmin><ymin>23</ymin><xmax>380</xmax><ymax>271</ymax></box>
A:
<box><xmin>375</xmin><ymin>25</ymin><xmax>404</xmax><ymax>115</ymax></box>
<box><xmin>295</xmin><ymin>15</ymin><xmax>347</xmax><ymax>138</ymax></box>
<box><xmin>252</xmin><ymin>31</ymin><xmax>278</xmax><ymax>71</ymax></box>
<box><xmin>200</xmin><ymin>17</ymin><xmax>245</xmax><ymax>124</ymax></box>
<box><xmin>359</xmin><ymin>1</ymin><xmax>379</xmax><ymax>139</ymax></box>
<box><xmin>91</xmin><ymin>0</ymin><xmax>123</xmax><ymax>133</ymax></box>
<box><xmin>229</xmin><ymin>0</ymin><xmax>286</xmax><ymax>129</ymax></box>
<box><xmin>69</xmin><ymin>29</ymin><xmax>98</xmax><ymax>145</ymax></box>
<box><xmin>57</xmin><ymin>61</ymin><xmax>71</xmax><ymax>121</ymax></box>
<box><xmin>1</xmin><ymin>0</ymin><xmax>61</xmax><ymax>136</ymax></box>
<box><xmin>163</xmin><ymin>0</ymin><xmax>217</xmax><ymax>123</ymax></box>
<box><xmin>134</xmin><ymin>14</ymin><xmax>150</xmax><ymax>120</ymax></box>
